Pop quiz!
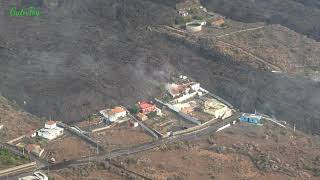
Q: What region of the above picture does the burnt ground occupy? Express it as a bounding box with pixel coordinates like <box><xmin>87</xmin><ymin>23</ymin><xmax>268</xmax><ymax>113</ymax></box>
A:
<box><xmin>0</xmin><ymin>0</ymin><xmax>319</xmax><ymax>134</ymax></box>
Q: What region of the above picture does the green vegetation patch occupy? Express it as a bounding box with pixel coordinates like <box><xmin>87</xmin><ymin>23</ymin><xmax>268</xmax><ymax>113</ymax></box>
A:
<box><xmin>0</xmin><ymin>148</ymin><xmax>30</xmax><ymax>166</ymax></box>
<box><xmin>175</xmin><ymin>16</ymin><xmax>192</xmax><ymax>25</ymax></box>
<box><xmin>28</xmin><ymin>136</ymin><xmax>48</xmax><ymax>147</ymax></box>
<box><xmin>129</xmin><ymin>105</ymin><xmax>140</xmax><ymax>114</ymax></box>
<box><xmin>146</xmin><ymin>111</ymin><xmax>157</xmax><ymax>118</ymax></box>
<box><xmin>304</xmin><ymin>66</ymin><xmax>320</xmax><ymax>76</ymax></box>
<box><xmin>187</xmin><ymin>8</ymin><xmax>199</xmax><ymax>15</ymax></box>
<box><xmin>303</xmin><ymin>163</ymin><xmax>320</xmax><ymax>177</ymax></box>
<box><xmin>193</xmin><ymin>15</ymin><xmax>204</xmax><ymax>20</ymax></box>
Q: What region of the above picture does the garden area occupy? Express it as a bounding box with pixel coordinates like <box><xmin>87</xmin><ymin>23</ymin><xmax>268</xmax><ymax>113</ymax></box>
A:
<box><xmin>0</xmin><ymin>148</ymin><xmax>30</xmax><ymax>169</ymax></box>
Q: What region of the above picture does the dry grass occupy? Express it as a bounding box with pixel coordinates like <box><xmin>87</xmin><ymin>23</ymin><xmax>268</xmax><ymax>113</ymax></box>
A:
<box><xmin>0</xmin><ymin>96</ymin><xmax>42</xmax><ymax>142</ymax></box>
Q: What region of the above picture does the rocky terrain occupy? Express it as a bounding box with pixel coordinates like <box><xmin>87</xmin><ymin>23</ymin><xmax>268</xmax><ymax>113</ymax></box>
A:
<box><xmin>0</xmin><ymin>0</ymin><xmax>319</xmax><ymax>135</ymax></box>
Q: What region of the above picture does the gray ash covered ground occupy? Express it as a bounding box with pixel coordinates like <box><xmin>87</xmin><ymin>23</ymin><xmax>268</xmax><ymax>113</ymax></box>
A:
<box><xmin>0</xmin><ymin>0</ymin><xmax>319</xmax><ymax>134</ymax></box>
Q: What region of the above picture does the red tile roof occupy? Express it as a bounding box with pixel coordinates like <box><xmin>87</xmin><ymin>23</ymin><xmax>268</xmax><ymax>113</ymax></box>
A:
<box><xmin>46</xmin><ymin>120</ymin><xmax>56</xmax><ymax>125</ymax></box>
<box><xmin>111</xmin><ymin>106</ymin><xmax>126</xmax><ymax>113</ymax></box>
<box><xmin>138</xmin><ymin>101</ymin><xmax>155</xmax><ymax>109</ymax></box>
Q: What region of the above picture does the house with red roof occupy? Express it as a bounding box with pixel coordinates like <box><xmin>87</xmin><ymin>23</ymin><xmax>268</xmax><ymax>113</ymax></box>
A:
<box><xmin>138</xmin><ymin>101</ymin><xmax>156</xmax><ymax>114</ymax></box>
<box><xmin>137</xmin><ymin>101</ymin><xmax>162</xmax><ymax>116</ymax></box>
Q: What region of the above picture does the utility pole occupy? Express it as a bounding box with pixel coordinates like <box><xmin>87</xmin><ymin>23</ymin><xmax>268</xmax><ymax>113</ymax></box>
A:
<box><xmin>88</xmin><ymin>151</ymin><xmax>91</xmax><ymax>165</ymax></box>
<box><xmin>47</xmin><ymin>158</ymin><xmax>50</xmax><ymax>176</ymax></box>
<box><xmin>96</xmin><ymin>141</ymin><xmax>99</xmax><ymax>155</ymax></box>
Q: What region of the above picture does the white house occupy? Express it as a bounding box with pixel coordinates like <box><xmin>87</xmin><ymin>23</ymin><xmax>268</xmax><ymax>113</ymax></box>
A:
<box><xmin>178</xmin><ymin>10</ymin><xmax>188</xmax><ymax>17</ymax></box>
<box><xmin>190</xmin><ymin>82</ymin><xmax>200</xmax><ymax>91</ymax></box>
<box><xmin>179</xmin><ymin>75</ymin><xmax>188</xmax><ymax>80</ymax></box>
<box><xmin>99</xmin><ymin>106</ymin><xmax>127</xmax><ymax>122</ymax></box>
<box><xmin>19</xmin><ymin>171</ymin><xmax>48</xmax><ymax>180</ymax></box>
<box><xmin>37</xmin><ymin>121</ymin><xmax>64</xmax><ymax>140</ymax></box>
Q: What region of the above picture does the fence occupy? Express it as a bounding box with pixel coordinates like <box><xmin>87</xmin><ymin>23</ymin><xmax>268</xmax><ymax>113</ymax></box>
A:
<box><xmin>127</xmin><ymin>114</ymin><xmax>160</xmax><ymax>139</ymax></box>
<box><xmin>57</xmin><ymin>122</ymin><xmax>104</xmax><ymax>152</ymax></box>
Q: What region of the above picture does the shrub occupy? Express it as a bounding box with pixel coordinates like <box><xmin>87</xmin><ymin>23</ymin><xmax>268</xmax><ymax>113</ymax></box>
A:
<box><xmin>0</xmin><ymin>148</ymin><xmax>29</xmax><ymax>165</ymax></box>
<box><xmin>159</xmin><ymin>84</ymin><xmax>166</xmax><ymax>93</ymax></box>
<box><xmin>126</xmin><ymin>157</ymin><xmax>137</xmax><ymax>165</ymax></box>
<box><xmin>147</xmin><ymin>111</ymin><xmax>157</xmax><ymax>118</ymax></box>
<box><xmin>193</xmin><ymin>15</ymin><xmax>204</xmax><ymax>20</ymax></box>
<box><xmin>162</xmin><ymin>94</ymin><xmax>172</xmax><ymax>103</ymax></box>
<box><xmin>87</xmin><ymin>114</ymin><xmax>95</xmax><ymax>121</ymax></box>
<box><xmin>221</xmin><ymin>23</ymin><xmax>228</xmax><ymax>28</ymax></box>
<box><xmin>188</xmin><ymin>8</ymin><xmax>198</xmax><ymax>14</ymax></box>
<box><xmin>175</xmin><ymin>16</ymin><xmax>192</xmax><ymax>25</ymax></box>
<box><xmin>129</xmin><ymin>105</ymin><xmax>139</xmax><ymax>114</ymax></box>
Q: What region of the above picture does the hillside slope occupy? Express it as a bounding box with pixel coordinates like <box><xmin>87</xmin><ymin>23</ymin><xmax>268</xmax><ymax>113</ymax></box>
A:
<box><xmin>0</xmin><ymin>96</ymin><xmax>42</xmax><ymax>142</ymax></box>
<box><xmin>201</xmin><ymin>0</ymin><xmax>320</xmax><ymax>41</ymax></box>
<box><xmin>0</xmin><ymin>0</ymin><xmax>319</xmax><ymax>134</ymax></box>
<box><xmin>117</xmin><ymin>121</ymin><xmax>320</xmax><ymax>179</ymax></box>
<box><xmin>217</xmin><ymin>24</ymin><xmax>320</xmax><ymax>75</ymax></box>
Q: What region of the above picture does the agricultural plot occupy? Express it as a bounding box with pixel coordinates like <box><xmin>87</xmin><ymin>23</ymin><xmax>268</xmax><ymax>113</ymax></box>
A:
<box><xmin>90</xmin><ymin>122</ymin><xmax>153</xmax><ymax>151</ymax></box>
<box><xmin>142</xmin><ymin>107</ymin><xmax>196</xmax><ymax>136</ymax></box>
<box><xmin>0</xmin><ymin>148</ymin><xmax>30</xmax><ymax>170</ymax></box>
